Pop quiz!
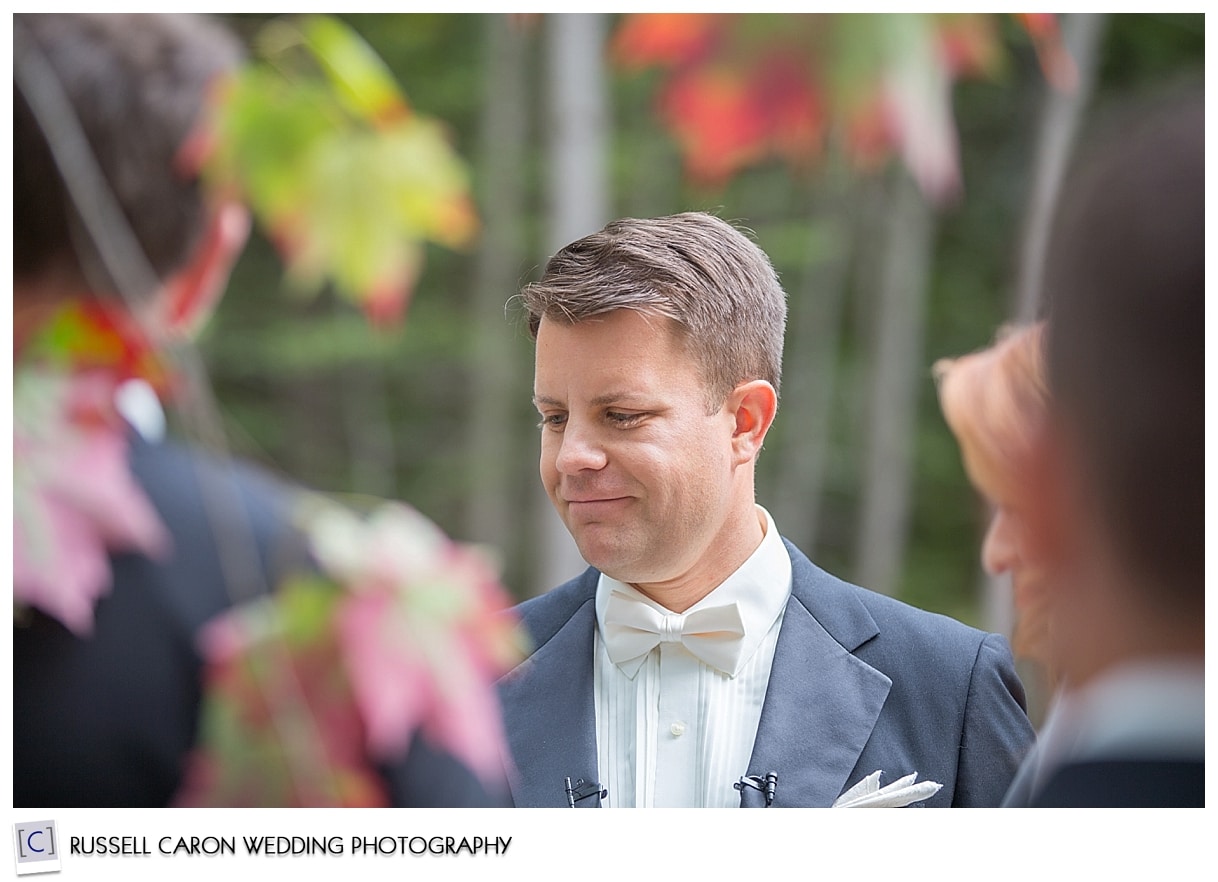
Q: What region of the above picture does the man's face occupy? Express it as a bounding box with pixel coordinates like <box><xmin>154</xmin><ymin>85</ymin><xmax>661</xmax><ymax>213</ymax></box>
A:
<box><xmin>534</xmin><ymin>309</ymin><xmax>740</xmax><ymax>589</ymax></box>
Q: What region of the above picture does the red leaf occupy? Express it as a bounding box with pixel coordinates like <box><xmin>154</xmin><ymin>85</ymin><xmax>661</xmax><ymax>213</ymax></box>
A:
<box><xmin>612</xmin><ymin>13</ymin><xmax>725</xmax><ymax>70</ymax></box>
<box><xmin>748</xmin><ymin>52</ymin><xmax>826</xmax><ymax>167</ymax></box>
<box><xmin>935</xmin><ymin>14</ymin><xmax>1002</xmax><ymax>79</ymax></box>
<box><xmin>361</xmin><ymin>276</ymin><xmax>414</xmax><ymax>329</ymax></box>
<box><xmin>659</xmin><ymin>67</ymin><xmax>768</xmax><ymax>185</ymax></box>
<box><xmin>1014</xmin><ymin>13</ymin><xmax>1078</xmax><ymax>92</ymax></box>
<box><xmin>842</xmin><ymin>94</ymin><xmax>896</xmax><ymax>173</ymax></box>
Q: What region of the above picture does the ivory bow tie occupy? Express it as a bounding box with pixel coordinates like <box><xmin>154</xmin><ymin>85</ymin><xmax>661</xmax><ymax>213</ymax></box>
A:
<box><xmin>602</xmin><ymin>590</ymin><xmax>747</xmax><ymax>677</ymax></box>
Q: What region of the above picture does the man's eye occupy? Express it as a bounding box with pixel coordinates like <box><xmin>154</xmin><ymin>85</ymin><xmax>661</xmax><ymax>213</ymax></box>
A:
<box><xmin>538</xmin><ymin>413</ymin><xmax>567</xmax><ymax>429</ymax></box>
<box><xmin>607</xmin><ymin>412</ymin><xmax>644</xmax><ymax>427</ymax></box>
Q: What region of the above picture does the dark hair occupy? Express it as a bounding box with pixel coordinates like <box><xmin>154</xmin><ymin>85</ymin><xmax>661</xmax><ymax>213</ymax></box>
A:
<box><xmin>517</xmin><ymin>212</ymin><xmax>788</xmax><ymax>411</ymax></box>
<box><xmin>13</xmin><ymin>13</ymin><xmax>243</xmax><ymax>299</ymax></box>
<box><xmin>1042</xmin><ymin>89</ymin><xmax>1203</xmax><ymax>610</ymax></box>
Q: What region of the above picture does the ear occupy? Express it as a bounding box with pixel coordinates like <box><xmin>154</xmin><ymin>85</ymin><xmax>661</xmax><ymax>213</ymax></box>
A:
<box><xmin>727</xmin><ymin>379</ymin><xmax>778</xmax><ymax>465</ymax></box>
<box><xmin>151</xmin><ymin>199</ymin><xmax>250</xmax><ymax>340</ymax></box>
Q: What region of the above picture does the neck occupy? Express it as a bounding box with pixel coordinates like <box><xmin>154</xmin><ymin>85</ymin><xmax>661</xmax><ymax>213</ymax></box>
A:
<box><xmin>630</xmin><ymin>501</ymin><xmax>766</xmax><ymax>614</ymax></box>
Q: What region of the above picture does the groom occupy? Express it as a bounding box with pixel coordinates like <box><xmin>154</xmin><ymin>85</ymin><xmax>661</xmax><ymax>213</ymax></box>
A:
<box><xmin>498</xmin><ymin>212</ymin><xmax>1034</xmax><ymax>807</ymax></box>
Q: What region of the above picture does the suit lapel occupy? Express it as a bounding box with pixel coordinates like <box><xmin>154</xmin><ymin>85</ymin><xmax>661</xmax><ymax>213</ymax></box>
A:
<box><xmin>741</xmin><ymin>543</ymin><xmax>892</xmax><ymax>807</ymax></box>
<box><xmin>498</xmin><ymin>595</ymin><xmax>600</xmax><ymax>807</ymax></box>
<box><xmin>503</xmin><ymin>546</ymin><xmax>892</xmax><ymax>808</ymax></box>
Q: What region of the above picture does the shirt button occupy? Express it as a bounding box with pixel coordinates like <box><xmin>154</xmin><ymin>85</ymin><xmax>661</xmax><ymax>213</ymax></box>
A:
<box><xmin>670</xmin><ymin>721</ymin><xmax>686</xmax><ymax>737</ymax></box>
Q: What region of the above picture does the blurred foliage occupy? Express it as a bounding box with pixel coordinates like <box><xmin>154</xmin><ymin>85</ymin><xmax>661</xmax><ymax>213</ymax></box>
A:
<box><xmin>611</xmin><ymin>12</ymin><xmax>1028</xmax><ymax>204</ymax></box>
<box><xmin>202</xmin><ymin>15</ymin><xmax>479</xmax><ymax>325</ymax></box>
<box><xmin>201</xmin><ymin>13</ymin><xmax>1203</xmax><ymax>618</ymax></box>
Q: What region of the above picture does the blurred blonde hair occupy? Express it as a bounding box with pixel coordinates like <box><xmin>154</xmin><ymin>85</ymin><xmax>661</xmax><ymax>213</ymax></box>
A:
<box><xmin>934</xmin><ymin>321</ymin><xmax>1053</xmax><ymax>679</ymax></box>
<box><xmin>933</xmin><ymin>322</ymin><xmax>1048</xmax><ymax>507</ymax></box>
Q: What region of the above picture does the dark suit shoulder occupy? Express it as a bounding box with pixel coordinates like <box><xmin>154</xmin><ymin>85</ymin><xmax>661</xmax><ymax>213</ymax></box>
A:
<box><xmin>512</xmin><ymin>568</ymin><xmax>599</xmax><ymax>651</ymax></box>
<box><xmin>856</xmin><ymin>586</ymin><xmax>995</xmax><ymax>666</ymax></box>
<box><xmin>782</xmin><ymin>538</ymin><xmax>1031</xmax><ymax>806</ymax></box>
<box><xmin>126</xmin><ymin>436</ymin><xmax>313</xmax><ymax>627</ymax></box>
<box><xmin>15</xmin><ymin>436</ymin><xmax>314</xmax><ymax>807</ymax></box>
<box><xmin>130</xmin><ymin>436</ymin><xmax>302</xmax><ymax>545</ymax></box>
<box><xmin>783</xmin><ymin>538</ymin><xmax>992</xmax><ymax>665</ymax></box>
<box><xmin>1032</xmin><ymin>758</ymin><xmax>1205</xmax><ymax>807</ymax></box>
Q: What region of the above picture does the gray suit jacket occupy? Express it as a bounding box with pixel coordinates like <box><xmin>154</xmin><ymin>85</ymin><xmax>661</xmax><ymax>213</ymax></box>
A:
<box><xmin>498</xmin><ymin>539</ymin><xmax>1034</xmax><ymax>807</ymax></box>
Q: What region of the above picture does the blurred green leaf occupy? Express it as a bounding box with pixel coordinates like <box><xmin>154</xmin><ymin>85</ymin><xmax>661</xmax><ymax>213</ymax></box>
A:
<box><xmin>299</xmin><ymin>14</ymin><xmax>409</xmax><ymax>125</ymax></box>
<box><xmin>202</xmin><ymin>14</ymin><xmax>478</xmax><ymax>325</ymax></box>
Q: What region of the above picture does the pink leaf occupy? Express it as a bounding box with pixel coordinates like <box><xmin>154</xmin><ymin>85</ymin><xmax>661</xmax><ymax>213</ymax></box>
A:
<box><xmin>14</xmin><ymin>369</ymin><xmax>170</xmax><ymax>635</ymax></box>
<box><xmin>311</xmin><ymin>501</ymin><xmax>522</xmax><ymax>787</ymax></box>
<box><xmin>337</xmin><ymin>591</ymin><xmax>432</xmax><ymax>758</ymax></box>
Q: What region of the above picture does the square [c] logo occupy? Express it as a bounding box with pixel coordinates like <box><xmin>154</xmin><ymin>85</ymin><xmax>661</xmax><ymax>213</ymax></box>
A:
<box><xmin>13</xmin><ymin>821</ymin><xmax>61</xmax><ymax>876</ymax></box>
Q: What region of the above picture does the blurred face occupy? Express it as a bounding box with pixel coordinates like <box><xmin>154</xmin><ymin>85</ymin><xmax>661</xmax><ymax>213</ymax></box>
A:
<box><xmin>534</xmin><ymin>310</ymin><xmax>749</xmax><ymax>596</ymax></box>
<box><xmin>980</xmin><ymin>505</ymin><xmax>1022</xmax><ymax>579</ymax></box>
<box><xmin>981</xmin><ymin>502</ymin><xmax>1048</xmax><ymax>605</ymax></box>
<box><xmin>982</xmin><ymin>495</ymin><xmax>1061</xmax><ymax>676</ymax></box>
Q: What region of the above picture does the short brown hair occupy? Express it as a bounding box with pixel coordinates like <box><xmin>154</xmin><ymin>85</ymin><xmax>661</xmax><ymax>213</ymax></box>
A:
<box><xmin>14</xmin><ymin>13</ymin><xmax>243</xmax><ymax>299</ymax></box>
<box><xmin>518</xmin><ymin>212</ymin><xmax>788</xmax><ymax>412</ymax></box>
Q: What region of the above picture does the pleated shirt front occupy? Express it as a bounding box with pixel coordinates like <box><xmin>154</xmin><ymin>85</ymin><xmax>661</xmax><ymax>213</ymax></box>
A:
<box><xmin>592</xmin><ymin>506</ymin><xmax>792</xmax><ymax>807</ymax></box>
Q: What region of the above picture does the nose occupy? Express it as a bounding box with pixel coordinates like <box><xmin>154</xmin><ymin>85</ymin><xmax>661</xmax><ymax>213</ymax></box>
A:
<box><xmin>981</xmin><ymin>508</ymin><xmax>1019</xmax><ymax>576</ymax></box>
<box><xmin>552</xmin><ymin>419</ymin><xmax>607</xmax><ymax>475</ymax></box>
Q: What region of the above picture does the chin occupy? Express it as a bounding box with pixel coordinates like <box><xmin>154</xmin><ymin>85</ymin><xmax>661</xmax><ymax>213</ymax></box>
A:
<box><xmin>577</xmin><ymin>543</ymin><xmax>640</xmax><ymax>582</ymax></box>
<box><xmin>579</xmin><ymin>547</ymin><xmax>624</xmax><ymax>578</ymax></box>
<box><xmin>589</xmin><ymin>555</ymin><xmax>669</xmax><ymax>587</ymax></box>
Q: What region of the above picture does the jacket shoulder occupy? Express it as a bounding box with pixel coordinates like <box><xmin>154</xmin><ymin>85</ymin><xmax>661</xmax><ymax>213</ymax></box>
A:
<box><xmin>782</xmin><ymin>539</ymin><xmax>1032</xmax><ymax>806</ymax></box>
<box><xmin>512</xmin><ymin>568</ymin><xmax>599</xmax><ymax>651</ymax></box>
<box><xmin>784</xmin><ymin>533</ymin><xmax>993</xmax><ymax>643</ymax></box>
<box><xmin>783</xmin><ymin>537</ymin><xmax>1005</xmax><ymax>672</ymax></box>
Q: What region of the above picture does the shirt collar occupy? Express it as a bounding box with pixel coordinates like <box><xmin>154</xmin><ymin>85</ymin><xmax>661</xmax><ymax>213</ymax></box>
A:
<box><xmin>595</xmin><ymin>505</ymin><xmax>792</xmax><ymax>677</ymax></box>
<box><xmin>1053</xmin><ymin>660</ymin><xmax>1205</xmax><ymax>763</ymax></box>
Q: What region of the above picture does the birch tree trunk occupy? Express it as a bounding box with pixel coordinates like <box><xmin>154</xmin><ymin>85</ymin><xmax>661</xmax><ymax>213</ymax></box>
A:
<box><xmin>853</xmin><ymin>167</ymin><xmax>936</xmax><ymax>597</ymax></box>
<box><xmin>766</xmin><ymin>164</ymin><xmax>854</xmax><ymax>553</ymax></box>
<box><xmin>532</xmin><ymin>13</ymin><xmax>611</xmax><ymax>594</ymax></box>
<box><xmin>465</xmin><ymin>14</ymin><xmax>531</xmax><ymax>565</ymax></box>
<box><xmin>1011</xmin><ymin>13</ymin><xmax>1109</xmax><ymax>322</ymax></box>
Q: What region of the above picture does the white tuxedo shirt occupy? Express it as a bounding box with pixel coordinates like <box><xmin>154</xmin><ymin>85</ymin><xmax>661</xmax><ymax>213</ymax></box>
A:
<box><xmin>592</xmin><ymin>506</ymin><xmax>791</xmax><ymax>807</ymax></box>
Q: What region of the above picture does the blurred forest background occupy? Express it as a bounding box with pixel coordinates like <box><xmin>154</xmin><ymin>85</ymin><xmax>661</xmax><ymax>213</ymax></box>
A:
<box><xmin>194</xmin><ymin>12</ymin><xmax>1203</xmax><ymax>668</ymax></box>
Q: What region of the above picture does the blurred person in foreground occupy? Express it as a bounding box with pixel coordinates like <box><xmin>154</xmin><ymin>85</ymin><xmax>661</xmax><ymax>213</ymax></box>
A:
<box><xmin>14</xmin><ymin>12</ymin><xmax>517</xmax><ymax>808</ymax></box>
<box><xmin>496</xmin><ymin>211</ymin><xmax>1034</xmax><ymax>807</ymax></box>
<box><xmin>1002</xmin><ymin>92</ymin><xmax>1204</xmax><ymax>807</ymax></box>
<box><xmin>934</xmin><ymin>322</ymin><xmax>1059</xmax><ymax>701</ymax></box>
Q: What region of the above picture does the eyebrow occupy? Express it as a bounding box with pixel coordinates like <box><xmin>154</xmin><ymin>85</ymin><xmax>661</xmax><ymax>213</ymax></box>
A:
<box><xmin>532</xmin><ymin>392</ymin><xmax>650</xmax><ymax>409</ymax></box>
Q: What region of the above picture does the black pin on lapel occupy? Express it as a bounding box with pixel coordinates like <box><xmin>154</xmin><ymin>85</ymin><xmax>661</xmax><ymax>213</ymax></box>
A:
<box><xmin>564</xmin><ymin>777</ymin><xmax>607</xmax><ymax>808</ymax></box>
<box><xmin>734</xmin><ymin>771</ymin><xmax>778</xmax><ymax>807</ymax></box>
